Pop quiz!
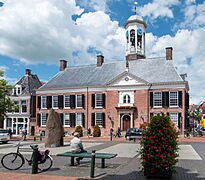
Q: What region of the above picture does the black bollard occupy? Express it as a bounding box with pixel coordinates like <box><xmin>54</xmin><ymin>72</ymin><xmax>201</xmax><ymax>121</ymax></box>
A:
<box><xmin>90</xmin><ymin>150</ymin><xmax>96</xmax><ymax>178</ymax></box>
<box><xmin>34</xmin><ymin>136</ymin><xmax>36</xmax><ymax>141</ymax></box>
<box><xmin>31</xmin><ymin>145</ymin><xmax>38</xmax><ymax>174</ymax></box>
<box><xmin>110</xmin><ymin>132</ymin><xmax>113</xmax><ymax>141</ymax></box>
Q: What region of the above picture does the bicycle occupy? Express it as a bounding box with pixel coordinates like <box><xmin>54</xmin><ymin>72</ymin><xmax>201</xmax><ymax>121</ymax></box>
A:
<box><xmin>1</xmin><ymin>141</ymin><xmax>53</xmax><ymax>172</ymax></box>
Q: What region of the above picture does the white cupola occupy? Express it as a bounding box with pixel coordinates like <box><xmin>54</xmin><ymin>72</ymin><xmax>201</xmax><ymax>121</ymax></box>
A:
<box><xmin>125</xmin><ymin>2</ymin><xmax>147</xmax><ymax>61</ymax></box>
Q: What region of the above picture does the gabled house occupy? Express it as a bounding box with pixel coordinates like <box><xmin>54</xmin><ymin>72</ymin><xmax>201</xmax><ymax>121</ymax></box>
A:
<box><xmin>4</xmin><ymin>69</ymin><xmax>42</xmax><ymax>135</ymax></box>
<box><xmin>35</xmin><ymin>13</ymin><xmax>189</xmax><ymax>135</ymax></box>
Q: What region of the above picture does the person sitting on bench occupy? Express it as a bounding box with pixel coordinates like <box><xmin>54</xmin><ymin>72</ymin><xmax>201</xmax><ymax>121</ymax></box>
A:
<box><xmin>70</xmin><ymin>132</ymin><xmax>87</xmax><ymax>164</ymax></box>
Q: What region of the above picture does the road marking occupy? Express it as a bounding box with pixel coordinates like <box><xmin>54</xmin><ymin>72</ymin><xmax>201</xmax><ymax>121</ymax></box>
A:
<box><xmin>178</xmin><ymin>145</ymin><xmax>202</xmax><ymax>160</ymax></box>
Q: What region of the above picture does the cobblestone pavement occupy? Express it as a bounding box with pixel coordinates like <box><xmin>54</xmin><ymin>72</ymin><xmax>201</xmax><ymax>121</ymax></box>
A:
<box><xmin>0</xmin><ymin>138</ymin><xmax>205</xmax><ymax>180</ymax></box>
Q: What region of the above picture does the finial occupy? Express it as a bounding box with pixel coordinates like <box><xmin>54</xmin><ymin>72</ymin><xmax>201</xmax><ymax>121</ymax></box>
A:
<box><xmin>126</xmin><ymin>60</ymin><xmax>129</xmax><ymax>72</ymax></box>
<box><xmin>134</xmin><ymin>0</ymin><xmax>138</xmax><ymax>15</ymax></box>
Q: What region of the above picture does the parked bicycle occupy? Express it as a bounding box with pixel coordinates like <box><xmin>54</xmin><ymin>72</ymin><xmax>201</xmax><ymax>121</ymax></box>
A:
<box><xmin>1</xmin><ymin>141</ymin><xmax>53</xmax><ymax>172</ymax></box>
<box><xmin>193</xmin><ymin>128</ymin><xmax>203</xmax><ymax>137</ymax></box>
<box><xmin>184</xmin><ymin>129</ymin><xmax>192</xmax><ymax>138</ymax></box>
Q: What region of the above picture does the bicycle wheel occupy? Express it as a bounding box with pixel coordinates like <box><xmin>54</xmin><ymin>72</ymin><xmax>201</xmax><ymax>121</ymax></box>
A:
<box><xmin>38</xmin><ymin>155</ymin><xmax>53</xmax><ymax>172</ymax></box>
<box><xmin>1</xmin><ymin>153</ymin><xmax>24</xmax><ymax>170</ymax></box>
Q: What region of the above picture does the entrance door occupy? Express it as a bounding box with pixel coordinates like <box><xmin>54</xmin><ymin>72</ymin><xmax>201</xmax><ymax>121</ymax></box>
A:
<box><xmin>17</xmin><ymin>124</ymin><xmax>23</xmax><ymax>135</ymax></box>
<box><xmin>122</xmin><ymin>115</ymin><xmax>131</xmax><ymax>131</ymax></box>
<box><xmin>31</xmin><ymin>126</ymin><xmax>35</xmax><ymax>136</ymax></box>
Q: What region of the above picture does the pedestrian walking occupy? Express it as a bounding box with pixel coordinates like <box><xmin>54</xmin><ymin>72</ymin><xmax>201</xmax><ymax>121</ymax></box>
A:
<box><xmin>87</xmin><ymin>128</ymin><xmax>91</xmax><ymax>138</ymax></box>
<box><xmin>110</xmin><ymin>128</ymin><xmax>114</xmax><ymax>141</ymax></box>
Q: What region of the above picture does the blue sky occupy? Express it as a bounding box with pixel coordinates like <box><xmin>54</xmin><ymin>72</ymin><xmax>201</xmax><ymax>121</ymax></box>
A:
<box><xmin>0</xmin><ymin>0</ymin><xmax>205</xmax><ymax>104</ymax></box>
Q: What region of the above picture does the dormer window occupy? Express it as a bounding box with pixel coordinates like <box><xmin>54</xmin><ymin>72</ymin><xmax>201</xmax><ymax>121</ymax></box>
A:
<box><xmin>12</xmin><ymin>85</ymin><xmax>22</xmax><ymax>95</ymax></box>
<box><xmin>123</xmin><ymin>94</ymin><xmax>131</xmax><ymax>104</ymax></box>
<box><xmin>13</xmin><ymin>88</ymin><xmax>17</xmax><ymax>95</ymax></box>
<box><xmin>17</xmin><ymin>87</ymin><xmax>21</xmax><ymax>94</ymax></box>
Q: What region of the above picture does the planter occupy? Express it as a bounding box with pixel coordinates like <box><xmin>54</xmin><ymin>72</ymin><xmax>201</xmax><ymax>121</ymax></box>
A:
<box><xmin>144</xmin><ymin>169</ymin><xmax>172</xmax><ymax>179</ymax></box>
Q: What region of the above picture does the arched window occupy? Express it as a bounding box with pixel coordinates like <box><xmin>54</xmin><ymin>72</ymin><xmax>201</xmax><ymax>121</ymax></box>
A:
<box><xmin>130</xmin><ymin>29</ymin><xmax>135</xmax><ymax>47</ymax></box>
<box><xmin>123</xmin><ymin>94</ymin><xmax>131</xmax><ymax>103</ymax></box>
<box><xmin>137</xmin><ymin>28</ymin><xmax>142</xmax><ymax>48</ymax></box>
<box><xmin>126</xmin><ymin>31</ymin><xmax>129</xmax><ymax>43</ymax></box>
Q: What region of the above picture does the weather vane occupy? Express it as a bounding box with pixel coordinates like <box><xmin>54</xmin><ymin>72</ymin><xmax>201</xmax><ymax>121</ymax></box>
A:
<box><xmin>134</xmin><ymin>0</ymin><xmax>138</xmax><ymax>15</ymax></box>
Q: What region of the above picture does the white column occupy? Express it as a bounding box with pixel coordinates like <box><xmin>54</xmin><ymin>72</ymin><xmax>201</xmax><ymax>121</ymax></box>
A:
<box><xmin>16</xmin><ymin>118</ymin><xmax>18</xmax><ymax>135</ymax></box>
<box><xmin>118</xmin><ymin>112</ymin><xmax>121</xmax><ymax>128</ymax></box>
<box><xmin>23</xmin><ymin>117</ymin><xmax>26</xmax><ymax>130</ymax></box>
<box><xmin>131</xmin><ymin>113</ymin><xmax>133</xmax><ymax>128</ymax></box>
<box><xmin>3</xmin><ymin>117</ymin><xmax>6</xmax><ymax>129</ymax></box>
<box><xmin>11</xmin><ymin>118</ymin><xmax>14</xmax><ymax>132</ymax></box>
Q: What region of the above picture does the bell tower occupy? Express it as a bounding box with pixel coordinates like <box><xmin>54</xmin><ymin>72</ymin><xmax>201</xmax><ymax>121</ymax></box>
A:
<box><xmin>125</xmin><ymin>1</ymin><xmax>147</xmax><ymax>61</ymax></box>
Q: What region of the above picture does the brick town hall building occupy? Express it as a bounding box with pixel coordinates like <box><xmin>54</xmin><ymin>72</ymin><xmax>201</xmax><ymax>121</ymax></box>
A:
<box><xmin>36</xmin><ymin>13</ymin><xmax>189</xmax><ymax>135</ymax></box>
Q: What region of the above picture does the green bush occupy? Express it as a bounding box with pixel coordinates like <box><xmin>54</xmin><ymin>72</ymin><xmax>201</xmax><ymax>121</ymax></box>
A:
<box><xmin>93</xmin><ymin>125</ymin><xmax>101</xmax><ymax>137</ymax></box>
<box><xmin>140</xmin><ymin>114</ymin><xmax>179</xmax><ymax>175</ymax></box>
<box><xmin>75</xmin><ymin>126</ymin><xmax>83</xmax><ymax>137</ymax></box>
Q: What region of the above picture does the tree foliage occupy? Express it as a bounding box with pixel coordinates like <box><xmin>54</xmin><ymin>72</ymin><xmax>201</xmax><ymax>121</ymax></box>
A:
<box><xmin>93</xmin><ymin>125</ymin><xmax>101</xmax><ymax>137</ymax></box>
<box><xmin>75</xmin><ymin>125</ymin><xmax>83</xmax><ymax>137</ymax></box>
<box><xmin>0</xmin><ymin>70</ymin><xmax>15</xmax><ymax>124</ymax></box>
<box><xmin>190</xmin><ymin>109</ymin><xmax>202</xmax><ymax>123</ymax></box>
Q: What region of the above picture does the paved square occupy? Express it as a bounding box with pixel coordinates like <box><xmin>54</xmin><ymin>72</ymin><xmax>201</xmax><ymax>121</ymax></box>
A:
<box><xmin>98</xmin><ymin>143</ymin><xmax>140</xmax><ymax>158</ymax></box>
<box><xmin>178</xmin><ymin>145</ymin><xmax>202</xmax><ymax>160</ymax></box>
<box><xmin>0</xmin><ymin>142</ymin><xmax>103</xmax><ymax>155</ymax></box>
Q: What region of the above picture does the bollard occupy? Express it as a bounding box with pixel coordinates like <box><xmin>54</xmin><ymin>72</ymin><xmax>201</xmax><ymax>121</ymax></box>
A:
<box><xmin>90</xmin><ymin>150</ymin><xmax>96</xmax><ymax>178</ymax></box>
<box><xmin>34</xmin><ymin>136</ymin><xmax>36</xmax><ymax>141</ymax></box>
<box><xmin>31</xmin><ymin>145</ymin><xmax>38</xmax><ymax>174</ymax></box>
<box><xmin>40</xmin><ymin>135</ymin><xmax>42</xmax><ymax>141</ymax></box>
<box><xmin>110</xmin><ymin>132</ymin><xmax>113</xmax><ymax>141</ymax></box>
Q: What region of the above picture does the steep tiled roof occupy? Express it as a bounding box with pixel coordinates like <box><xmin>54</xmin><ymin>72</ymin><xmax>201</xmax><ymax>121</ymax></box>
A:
<box><xmin>39</xmin><ymin>58</ymin><xmax>184</xmax><ymax>90</ymax></box>
<box><xmin>16</xmin><ymin>74</ymin><xmax>42</xmax><ymax>94</ymax></box>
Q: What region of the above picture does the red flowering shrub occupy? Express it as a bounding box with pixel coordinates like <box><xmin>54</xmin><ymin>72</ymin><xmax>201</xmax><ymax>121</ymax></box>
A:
<box><xmin>140</xmin><ymin>114</ymin><xmax>179</xmax><ymax>174</ymax></box>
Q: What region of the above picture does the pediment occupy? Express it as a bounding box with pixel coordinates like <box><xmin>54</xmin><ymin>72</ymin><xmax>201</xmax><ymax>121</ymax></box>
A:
<box><xmin>107</xmin><ymin>72</ymin><xmax>148</xmax><ymax>86</ymax></box>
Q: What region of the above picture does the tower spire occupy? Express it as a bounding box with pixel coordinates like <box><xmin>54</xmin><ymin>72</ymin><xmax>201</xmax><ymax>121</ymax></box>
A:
<box><xmin>134</xmin><ymin>0</ymin><xmax>138</xmax><ymax>15</ymax></box>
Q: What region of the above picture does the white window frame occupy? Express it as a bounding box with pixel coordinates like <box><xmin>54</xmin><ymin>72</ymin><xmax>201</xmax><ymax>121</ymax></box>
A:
<box><xmin>21</xmin><ymin>100</ymin><xmax>27</xmax><ymax>113</ymax></box>
<box><xmin>95</xmin><ymin>112</ymin><xmax>103</xmax><ymax>127</ymax></box>
<box><xmin>64</xmin><ymin>113</ymin><xmax>70</xmax><ymax>127</ymax></box>
<box><xmin>64</xmin><ymin>95</ymin><xmax>70</xmax><ymax>109</ymax></box>
<box><xmin>12</xmin><ymin>88</ymin><xmax>17</xmax><ymax>95</ymax></box>
<box><xmin>76</xmin><ymin>94</ymin><xmax>83</xmax><ymax>108</ymax></box>
<box><xmin>95</xmin><ymin>94</ymin><xmax>103</xmax><ymax>108</ymax></box>
<box><xmin>17</xmin><ymin>87</ymin><xmax>21</xmax><ymax>95</ymax></box>
<box><xmin>41</xmin><ymin>113</ymin><xmax>47</xmax><ymax>127</ymax></box>
<box><xmin>170</xmin><ymin>112</ymin><xmax>178</xmax><ymax>127</ymax></box>
<box><xmin>153</xmin><ymin>92</ymin><xmax>162</xmax><ymax>108</ymax></box>
<box><xmin>123</xmin><ymin>94</ymin><xmax>131</xmax><ymax>104</ymax></box>
<box><xmin>52</xmin><ymin>96</ymin><xmax>58</xmax><ymax>109</ymax></box>
<box><xmin>41</xmin><ymin>96</ymin><xmax>47</xmax><ymax>109</ymax></box>
<box><xmin>169</xmin><ymin>91</ymin><xmax>178</xmax><ymax>107</ymax></box>
<box><xmin>75</xmin><ymin>113</ymin><xmax>83</xmax><ymax>126</ymax></box>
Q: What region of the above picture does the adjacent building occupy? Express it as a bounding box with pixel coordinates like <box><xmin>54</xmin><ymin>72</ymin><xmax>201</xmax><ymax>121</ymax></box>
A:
<box><xmin>4</xmin><ymin>69</ymin><xmax>42</xmax><ymax>135</ymax></box>
<box><xmin>35</xmin><ymin>13</ymin><xmax>189</xmax><ymax>135</ymax></box>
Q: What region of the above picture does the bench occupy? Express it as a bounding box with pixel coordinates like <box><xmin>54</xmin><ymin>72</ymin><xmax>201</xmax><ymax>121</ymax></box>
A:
<box><xmin>57</xmin><ymin>151</ymin><xmax>117</xmax><ymax>168</ymax></box>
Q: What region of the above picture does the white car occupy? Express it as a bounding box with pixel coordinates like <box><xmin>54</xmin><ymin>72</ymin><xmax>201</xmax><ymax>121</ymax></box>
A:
<box><xmin>0</xmin><ymin>129</ymin><xmax>9</xmax><ymax>144</ymax></box>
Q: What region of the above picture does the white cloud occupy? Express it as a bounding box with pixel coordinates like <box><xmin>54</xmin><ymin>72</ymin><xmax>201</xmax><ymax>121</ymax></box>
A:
<box><xmin>139</xmin><ymin>0</ymin><xmax>180</xmax><ymax>19</ymax></box>
<box><xmin>0</xmin><ymin>66</ymin><xmax>18</xmax><ymax>84</ymax></box>
<box><xmin>181</xmin><ymin>1</ymin><xmax>205</xmax><ymax>28</ymax></box>
<box><xmin>0</xmin><ymin>66</ymin><xmax>8</xmax><ymax>72</ymax></box>
<box><xmin>76</xmin><ymin>0</ymin><xmax>108</xmax><ymax>12</ymax></box>
<box><xmin>146</xmin><ymin>28</ymin><xmax>205</xmax><ymax>104</ymax></box>
<box><xmin>0</xmin><ymin>0</ymin><xmax>125</xmax><ymax>65</ymax></box>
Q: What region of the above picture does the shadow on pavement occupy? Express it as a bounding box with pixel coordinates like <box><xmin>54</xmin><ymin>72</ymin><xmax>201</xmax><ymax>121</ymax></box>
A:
<box><xmin>97</xmin><ymin>166</ymin><xmax>205</xmax><ymax>180</ymax></box>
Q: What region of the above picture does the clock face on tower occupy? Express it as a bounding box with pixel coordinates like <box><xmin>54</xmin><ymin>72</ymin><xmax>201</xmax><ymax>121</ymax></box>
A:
<box><xmin>137</xmin><ymin>28</ymin><xmax>142</xmax><ymax>36</ymax></box>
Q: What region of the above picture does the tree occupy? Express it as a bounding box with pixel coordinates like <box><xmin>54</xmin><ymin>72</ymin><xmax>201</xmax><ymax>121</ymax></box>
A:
<box><xmin>190</xmin><ymin>109</ymin><xmax>202</xmax><ymax>123</ymax></box>
<box><xmin>0</xmin><ymin>70</ymin><xmax>15</xmax><ymax>127</ymax></box>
